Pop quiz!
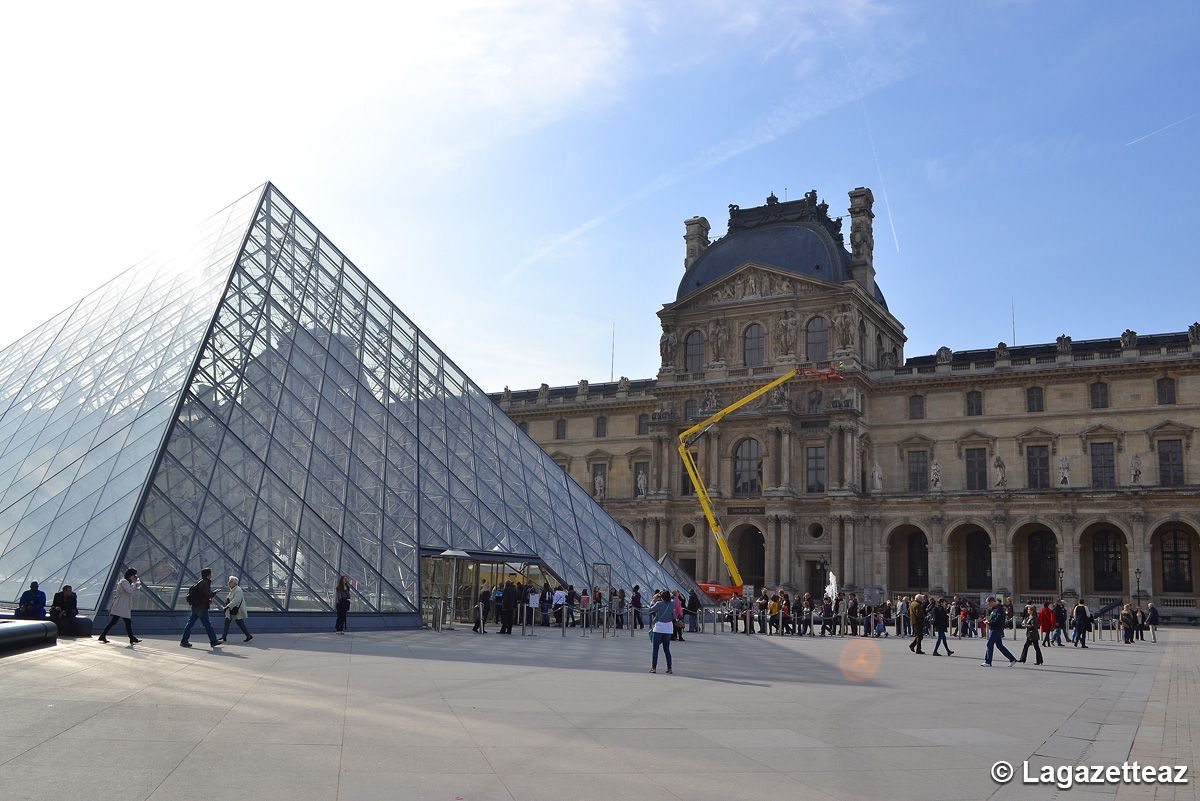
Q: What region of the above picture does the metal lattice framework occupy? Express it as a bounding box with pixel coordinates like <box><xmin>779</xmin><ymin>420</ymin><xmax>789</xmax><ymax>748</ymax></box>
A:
<box><xmin>0</xmin><ymin>183</ymin><xmax>677</xmax><ymax>619</ymax></box>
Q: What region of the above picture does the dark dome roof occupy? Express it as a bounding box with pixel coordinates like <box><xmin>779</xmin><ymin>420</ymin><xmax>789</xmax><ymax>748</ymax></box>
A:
<box><xmin>674</xmin><ymin>195</ymin><xmax>887</xmax><ymax>307</ymax></box>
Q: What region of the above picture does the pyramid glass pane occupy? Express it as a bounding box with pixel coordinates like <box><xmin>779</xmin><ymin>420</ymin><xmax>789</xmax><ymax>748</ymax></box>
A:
<box><xmin>0</xmin><ymin>183</ymin><xmax>677</xmax><ymax>625</ymax></box>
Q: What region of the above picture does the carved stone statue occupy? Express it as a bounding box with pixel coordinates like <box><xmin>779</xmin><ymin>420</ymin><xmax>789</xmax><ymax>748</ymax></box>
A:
<box><xmin>1189</xmin><ymin>322</ymin><xmax>1200</xmax><ymax>344</ymax></box>
<box><xmin>537</xmin><ymin>383</ymin><xmax>549</xmax><ymax>404</ymax></box>
<box><xmin>879</xmin><ymin>351</ymin><xmax>898</xmax><ymax>369</ymax></box>
<box><xmin>833</xmin><ymin>308</ymin><xmax>854</xmax><ymax>351</ymax></box>
<box><xmin>700</xmin><ymin>389</ymin><xmax>720</xmax><ymax>413</ymax></box>
<box><xmin>870</xmin><ymin>462</ymin><xmax>883</xmax><ymax>493</ymax></box>
<box><xmin>930</xmin><ymin>460</ymin><xmax>942</xmax><ymax>491</ymax></box>
<box><xmin>1120</xmin><ymin>328</ymin><xmax>1138</xmax><ymax>349</ymax></box>
<box><xmin>1131</xmin><ymin>453</ymin><xmax>1143</xmax><ymax>485</ymax></box>
<box><xmin>617</xmin><ymin>376</ymin><xmax>630</xmax><ymax>394</ymax></box>
<box><xmin>716</xmin><ymin>321</ymin><xmax>729</xmax><ymax>363</ymax></box>
<box><xmin>1056</xmin><ymin>334</ymin><xmax>1072</xmax><ymax>354</ymax></box>
<box><xmin>636</xmin><ymin>469</ymin><xmax>648</xmax><ymax>497</ymax></box>
<box><xmin>807</xmin><ymin>389</ymin><xmax>823</xmax><ymax>414</ymax></box>
<box><xmin>996</xmin><ymin>342</ymin><xmax>1010</xmax><ymax>360</ymax></box>
<box><xmin>577</xmin><ymin>379</ymin><xmax>589</xmax><ymax>398</ymax></box>
<box><xmin>935</xmin><ymin>346</ymin><xmax>953</xmax><ymax>365</ymax></box>
<box><xmin>501</xmin><ymin>386</ymin><xmax>512</xmax><ymax>405</ymax></box>
<box><xmin>993</xmin><ymin>455</ymin><xmax>1008</xmax><ymax>489</ymax></box>
<box><xmin>707</xmin><ymin>319</ymin><xmax>726</xmax><ymax>363</ymax></box>
<box><xmin>775</xmin><ymin>310</ymin><xmax>797</xmax><ymax>355</ymax></box>
<box><xmin>1059</xmin><ymin>455</ymin><xmax>1070</xmax><ymax>486</ymax></box>
<box><xmin>768</xmin><ymin>383</ymin><xmax>789</xmax><ymax>407</ymax></box>
<box><xmin>593</xmin><ymin>471</ymin><xmax>606</xmax><ymax>499</ymax></box>
<box><xmin>659</xmin><ymin>325</ymin><xmax>677</xmax><ymax>367</ymax></box>
<box><xmin>744</xmin><ymin>272</ymin><xmax>758</xmax><ymax>297</ymax></box>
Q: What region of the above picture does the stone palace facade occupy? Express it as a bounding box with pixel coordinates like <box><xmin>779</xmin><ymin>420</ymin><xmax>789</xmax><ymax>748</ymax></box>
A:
<box><xmin>491</xmin><ymin>188</ymin><xmax>1200</xmax><ymax>619</ymax></box>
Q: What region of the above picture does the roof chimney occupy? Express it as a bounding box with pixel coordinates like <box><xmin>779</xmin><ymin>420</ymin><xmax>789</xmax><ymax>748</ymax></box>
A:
<box><xmin>848</xmin><ymin>187</ymin><xmax>876</xmax><ymax>298</ymax></box>
<box><xmin>683</xmin><ymin>216</ymin><xmax>710</xmax><ymax>271</ymax></box>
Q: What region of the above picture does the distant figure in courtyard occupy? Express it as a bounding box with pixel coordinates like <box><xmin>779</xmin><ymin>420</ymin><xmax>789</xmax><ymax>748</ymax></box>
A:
<box><xmin>630</xmin><ymin>585</ymin><xmax>644</xmax><ymax>629</ymax></box>
<box><xmin>474</xmin><ymin>582</ymin><xmax>490</xmax><ymax>633</ymax></box>
<box><xmin>1072</xmin><ymin>599</ymin><xmax>1091</xmax><ymax>648</ymax></box>
<box><xmin>181</xmin><ymin>568</ymin><xmax>221</xmax><ymax>649</ymax></box>
<box><xmin>1147</xmin><ymin>603</ymin><xmax>1159</xmax><ymax>643</ymax></box>
<box><xmin>219</xmin><ymin>576</ymin><xmax>253</xmax><ymax>643</ymax></box>
<box><xmin>99</xmin><ymin>569</ymin><xmax>141</xmax><ymax>644</ymax></box>
<box><xmin>49</xmin><ymin>585</ymin><xmax>78</xmax><ymax>636</ymax></box>
<box><xmin>908</xmin><ymin>594</ymin><xmax>927</xmax><ymax>654</ymax></box>
<box><xmin>647</xmin><ymin>590</ymin><xmax>675</xmax><ymax>674</ymax></box>
<box><xmin>16</xmin><ymin>581</ymin><xmax>45</xmax><ymax>618</ymax></box>
<box><xmin>981</xmin><ymin>596</ymin><xmax>1016</xmax><ymax>667</ymax></box>
<box><xmin>334</xmin><ymin>575</ymin><xmax>352</xmax><ymax>634</ymax></box>
<box><xmin>1039</xmin><ymin>602</ymin><xmax>1055</xmax><ymax>646</ymax></box>
<box><xmin>930</xmin><ymin>598</ymin><xmax>953</xmax><ymax>656</ymax></box>
<box><xmin>1018</xmin><ymin>604</ymin><xmax>1044</xmax><ymax>665</ymax></box>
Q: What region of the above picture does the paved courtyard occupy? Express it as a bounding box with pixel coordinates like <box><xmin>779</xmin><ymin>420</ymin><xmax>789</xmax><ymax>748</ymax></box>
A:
<box><xmin>0</xmin><ymin>621</ymin><xmax>1194</xmax><ymax>801</ymax></box>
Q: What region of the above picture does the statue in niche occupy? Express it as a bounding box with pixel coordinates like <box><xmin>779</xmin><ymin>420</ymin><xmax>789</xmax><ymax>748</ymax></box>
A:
<box><xmin>707</xmin><ymin>319</ymin><xmax>727</xmax><ymax>363</ymax></box>
<box><xmin>1059</xmin><ymin>455</ymin><xmax>1070</xmax><ymax>486</ymax></box>
<box><xmin>807</xmin><ymin>388</ymin><xmax>823</xmax><ymax>414</ymax></box>
<box><xmin>1056</xmin><ymin>334</ymin><xmax>1072</xmax><ymax>354</ymax></box>
<box><xmin>871</xmin><ymin>462</ymin><xmax>883</xmax><ymax>493</ymax></box>
<box><xmin>716</xmin><ymin>321</ymin><xmax>729</xmax><ymax>363</ymax></box>
<box><xmin>537</xmin><ymin>383</ymin><xmax>549</xmax><ymax>403</ymax></box>
<box><xmin>1120</xmin><ymin>328</ymin><xmax>1138</xmax><ymax>349</ymax></box>
<box><xmin>834</xmin><ymin>307</ymin><xmax>854</xmax><ymax>351</ymax></box>
<box><xmin>936</xmin><ymin>346</ymin><xmax>953</xmax><ymax>365</ymax></box>
<box><xmin>996</xmin><ymin>342</ymin><xmax>1010</xmax><ymax>360</ymax></box>
<box><xmin>502</xmin><ymin>386</ymin><xmax>512</xmax><ymax>405</ymax></box>
<box><xmin>636</xmin><ymin>468</ymin><xmax>648</xmax><ymax>498</ymax></box>
<box><xmin>768</xmin><ymin>383</ymin><xmax>789</xmax><ymax>407</ymax></box>
<box><xmin>593</xmin><ymin>471</ymin><xmax>606</xmax><ymax>499</ymax></box>
<box><xmin>993</xmin><ymin>454</ymin><xmax>1008</xmax><ymax>489</ymax></box>
<box><xmin>930</xmin><ymin>460</ymin><xmax>942</xmax><ymax>491</ymax></box>
<box><xmin>776</xmin><ymin>310</ymin><xmax>797</xmax><ymax>355</ymax></box>
<box><xmin>659</xmin><ymin>325</ymin><xmax>677</xmax><ymax>367</ymax></box>
<box><xmin>1131</xmin><ymin>453</ymin><xmax>1143</xmax><ymax>485</ymax></box>
<box><xmin>879</xmin><ymin>351</ymin><xmax>898</xmax><ymax>369</ymax></box>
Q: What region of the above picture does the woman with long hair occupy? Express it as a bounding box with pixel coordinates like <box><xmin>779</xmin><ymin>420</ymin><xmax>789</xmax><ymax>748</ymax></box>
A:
<box><xmin>334</xmin><ymin>575</ymin><xmax>352</xmax><ymax>634</ymax></box>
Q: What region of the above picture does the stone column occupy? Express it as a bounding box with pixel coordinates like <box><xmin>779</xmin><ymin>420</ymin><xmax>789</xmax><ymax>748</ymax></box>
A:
<box><xmin>772</xmin><ymin>515</ymin><xmax>783</xmax><ymax>587</ymax></box>
<box><xmin>992</xmin><ymin>516</ymin><xmax>1012</xmax><ymax>596</ymax></box>
<box><xmin>653</xmin><ymin>518</ymin><xmax>663</xmax><ymax>559</ymax></box>
<box><xmin>781</xmin><ymin>428</ymin><xmax>793</xmax><ymax>489</ymax></box>
<box><xmin>843</xmin><ymin>428</ymin><xmax>855</xmax><ymax>488</ymax></box>
<box><xmin>843</xmin><ymin>516</ymin><xmax>856</xmax><ymax>589</ymax></box>
<box><xmin>831</xmin><ymin>517</ymin><xmax>844</xmax><ymax>581</ymax></box>
<box><xmin>782</xmin><ymin>516</ymin><xmax>795</xmax><ymax>585</ymax></box>
<box><xmin>709</xmin><ymin>427</ymin><xmax>721</xmax><ymax>495</ymax></box>
<box><xmin>928</xmin><ymin>517</ymin><xmax>947</xmax><ymax>595</ymax></box>
<box><xmin>1129</xmin><ymin>512</ymin><xmax>1149</xmax><ymax>603</ymax></box>
<box><xmin>1058</xmin><ymin>514</ymin><xmax>1079</xmax><ymax>598</ymax></box>
<box><xmin>765</xmin><ymin>427</ymin><xmax>780</xmax><ymax>491</ymax></box>
<box><xmin>829</xmin><ymin>425</ymin><xmax>842</xmax><ymax>490</ymax></box>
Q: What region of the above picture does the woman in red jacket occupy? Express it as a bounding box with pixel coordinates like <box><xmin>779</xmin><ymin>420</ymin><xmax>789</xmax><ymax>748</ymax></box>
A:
<box><xmin>1038</xmin><ymin>602</ymin><xmax>1056</xmax><ymax>646</ymax></box>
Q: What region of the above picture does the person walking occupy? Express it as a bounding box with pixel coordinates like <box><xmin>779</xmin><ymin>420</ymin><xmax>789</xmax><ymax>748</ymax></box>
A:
<box><xmin>615</xmin><ymin>588</ymin><xmax>627</xmax><ymax>629</ymax></box>
<box><xmin>219</xmin><ymin>576</ymin><xmax>253</xmax><ymax>643</ymax></box>
<box><xmin>334</xmin><ymin>575</ymin><xmax>352</xmax><ymax>634</ymax></box>
<box><xmin>500</xmin><ymin>580</ymin><xmax>516</xmax><ymax>634</ymax></box>
<box><xmin>49</xmin><ymin>585</ymin><xmax>79</xmax><ymax>637</ymax></box>
<box><xmin>473</xmin><ymin>583</ymin><xmax>490</xmax><ymax>633</ymax></box>
<box><xmin>685</xmin><ymin>590</ymin><xmax>701</xmax><ymax>633</ymax></box>
<box><xmin>1018</xmin><ymin>604</ymin><xmax>1044</xmax><ymax>665</ymax></box>
<box><xmin>981</xmin><ymin>596</ymin><xmax>1016</xmax><ymax>667</ymax></box>
<box><xmin>930</xmin><ymin>598</ymin><xmax>954</xmax><ymax>656</ymax></box>
<box><xmin>1038</xmin><ymin>602</ymin><xmax>1055</xmax><ymax>647</ymax></box>
<box><xmin>908</xmin><ymin>594</ymin><xmax>927</xmax><ymax>654</ymax></box>
<box><xmin>1147</xmin><ymin>602</ymin><xmax>1159</xmax><ymax>643</ymax></box>
<box><xmin>647</xmin><ymin>590</ymin><xmax>675</xmax><ymax>674</ymax></box>
<box><xmin>1072</xmin><ymin>599</ymin><xmax>1091</xmax><ymax>648</ymax></box>
<box><xmin>671</xmin><ymin>591</ymin><xmax>686</xmax><ymax>641</ymax></box>
<box><xmin>846</xmin><ymin>593</ymin><xmax>859</xmax><ymax>637</ymax></box>
<box><xmin>99</xmin><ymin>568</ymin><xmax>142</xmax><ymax>644</ymax></box>
<box><xmin>180</xmin><ymin>568</ymin><xmax>221</xmax><ymax>649</ymax></box>
<box><xmin>1052</xmin><ymin>599</ymin><xmax>1068</xmax><ymax>646</ymax></box>
<box><xmin>630</xmin><ymin>585</ymin><xmax>644</xmax><ymax>629</ymax></box>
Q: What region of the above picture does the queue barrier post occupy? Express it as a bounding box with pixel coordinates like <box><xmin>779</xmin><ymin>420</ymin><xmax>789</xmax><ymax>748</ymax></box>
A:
<box><xmin>476</xmin><ymin>603</ymin><xmax>486</xmax><ymax>634</ymax></box>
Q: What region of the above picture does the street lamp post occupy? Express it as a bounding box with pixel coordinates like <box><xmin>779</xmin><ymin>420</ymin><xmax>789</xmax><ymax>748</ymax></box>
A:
<box><xmin>1058</xmin><ymin>567</ymin><xmax>1064</xmax><ymax>598</ymax></box>
<box><xmin>1135</xmin><ymin>567</ymin><xmax>1142</xmax><ymax>602</ymax></box>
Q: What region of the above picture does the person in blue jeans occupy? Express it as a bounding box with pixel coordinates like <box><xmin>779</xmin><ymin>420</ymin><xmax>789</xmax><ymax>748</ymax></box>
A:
<box><xmin>180</xmin><ymin>568</ymin><xmax>222</xmax><ymax>649</ymax></box>
<box><xmin>647</xmin><ymin>590</ymin><xmax>675</xmax><ymax>674</ymax></box>
<box><xmin>981</xmin><ymin>596</ymin><xmax>1015</xmax><ymax>667</ymax></box>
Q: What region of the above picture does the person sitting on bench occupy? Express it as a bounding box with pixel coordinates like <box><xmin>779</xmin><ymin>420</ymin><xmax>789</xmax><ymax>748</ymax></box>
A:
<box><xmin>16</xmin><ymin>581</ymin><xmax>46</xmax><ymax>618</ymax></box>
<box><xmin>49</xmin><ymin>585</ymin><xmax>79</xmax><ymax>635</ymax></box>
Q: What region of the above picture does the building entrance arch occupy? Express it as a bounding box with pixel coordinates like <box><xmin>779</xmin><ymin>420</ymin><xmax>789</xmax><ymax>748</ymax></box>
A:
<box><xmin>729</xmin><ymin>523</ymin><xmax>766</xmax><ymax>592</ymax></box>
<box><xmin>947</xmin><ymin>524</ymin><xmax>992</xmax><ymax>593</ymax></box>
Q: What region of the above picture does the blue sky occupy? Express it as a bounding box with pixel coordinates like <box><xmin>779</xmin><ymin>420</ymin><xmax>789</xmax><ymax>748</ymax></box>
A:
<box><xmin>1</xmin><ymin>1</ymin><xmax>1197</xmax><ymax>392</ymax></box>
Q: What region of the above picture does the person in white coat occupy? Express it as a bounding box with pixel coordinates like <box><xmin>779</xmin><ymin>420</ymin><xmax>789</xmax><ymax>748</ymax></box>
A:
<box><xmin>219</xmin><ymin>576</ymin><xmax>253</xmax><ymax>643</ymax></box>
<box><xmin>99</xmin><ymin>568</ymin><xmax>142</xmax><ymax>644</ymax></box>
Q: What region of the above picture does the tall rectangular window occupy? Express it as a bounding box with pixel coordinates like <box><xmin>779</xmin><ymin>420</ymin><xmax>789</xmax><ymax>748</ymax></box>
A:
<box><xmin>1026</xmin><ymin>445</ymin><xmax>1050</xmax><ymax>489</ymax></box>
<box><xmin>965</xmin><ymin>447</ymin><xmax>988</xmax><ymax>490</ymax></box>
<box><xmin>1090</xmin><ymin>442</ymin><xmax>1116</xmax><ymax>488</ymax></box>
<box><xmin>1090</xmin><ymin>382</ymin><xmax>1109</xmax><ymax>409</ymax></box>
<box><xmin>908</xmin><ymin>395</ymin><xmax>925</xmax><ymax>420</ymax></box>
<box><xmin>1157</xmin><ymin>377</ymin><xmax>1177</xmax><ymax>405</ymax></box>
<box><xmin>680</xmin><ymin>452</ymin><xmax>697</xmax><ymax>496</ymax></box>
<box><xmin>1158</xmin><ymin>439</ymin><xmax>1184</xmax><ymax>486</ymax></box>
<box><xmin>906</xmin><ymin>450</ymin><xmax>929</xmax><ymax>492</ymax></box>
<box><xmin>1026</xmin><ymin>387</ymin><xmax>1044</xmax><ymax>413</ymax></box>
<box><xmin>965</xmin><ymin>391</ymin><xmax>983</xmax><ymax>417</ymax></box>
<box><xmin>806</xmin><ymin>446</ymin><xmax>826</xmax><ymax>493</ymax></box>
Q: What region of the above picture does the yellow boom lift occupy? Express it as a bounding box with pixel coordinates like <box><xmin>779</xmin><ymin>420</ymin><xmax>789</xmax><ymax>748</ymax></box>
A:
<box><xmin>678</xmin><ymin>365</ymin><xmax>845</xmax><ymax>601</ymax></box>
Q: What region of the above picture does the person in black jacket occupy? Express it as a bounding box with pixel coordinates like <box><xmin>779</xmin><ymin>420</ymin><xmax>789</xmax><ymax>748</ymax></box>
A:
<box><xmin>930</xmin><ymin>598</ymin><xmax>954</xmax><ymax>656</ymax></box>
<box><xmin>49</xmin><ymin>585</ymin><xmax>78</xmax><ymax>636</ymax></box>
<box><xmin>180</xmin><ymin>568</ymin><xmax>221</xmax><ymax>649</ymax></box>
<box><xmin>981</xmin><ymin>596</ymin><xmax>1017</xmax><ymax>667</ymax></box>
<box><xmin>539</xmin><ymin>583</ymin><xmax>552</xmax><ymax>626</ymax></box>
<box><xmin>846</xmin><ymin>594</ymin><xmax>859</xmax><ymax>636</ymax></box>
<box><xmin>1017</xmin><ymin>603</ymin><xmax>1044</xmax><ymax>665</ymax></box>
<box><xmin>908</xmin><ymin>595</ymin><xmax>927</xmax><ymax>654</ymax></box>
<box><xmin>499</xmin><ymin>581</ymin><xmax>516</xmax><ymax>634</ymax></box>
<box><xmin>473</xmin><ymin>583</ymin><xmax>490</xmax><ymax>633</ymax></box>
<box><xmin>1147</xmin><ymin>603</ymin><xmax>1160</xmax><ymax>643</ymax></box>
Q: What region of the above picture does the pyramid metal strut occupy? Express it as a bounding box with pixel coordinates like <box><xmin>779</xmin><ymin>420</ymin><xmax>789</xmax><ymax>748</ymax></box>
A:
<box><xmin>0</xmin><ymin>183</ymin><xmax>677</xmax><ymax>628</ymax></box>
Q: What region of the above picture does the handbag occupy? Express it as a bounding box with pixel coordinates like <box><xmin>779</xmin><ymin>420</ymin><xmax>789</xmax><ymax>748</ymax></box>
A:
<box><xmin>228</xmin><ymin>605</ymin><xmax>241</xmax><ymax>617</ymax></box>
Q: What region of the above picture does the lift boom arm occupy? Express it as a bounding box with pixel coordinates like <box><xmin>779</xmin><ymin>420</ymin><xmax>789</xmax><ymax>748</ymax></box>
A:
<box><xmin>677</xmin><ymin>367</ymin><xmax>844</xmax><ymax>589</ymax></box>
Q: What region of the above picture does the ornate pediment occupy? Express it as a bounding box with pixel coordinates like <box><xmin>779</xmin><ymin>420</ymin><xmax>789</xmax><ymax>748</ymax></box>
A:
<box><xmin>1147</xmin><ymin>420</ymin><xmax>1195</xmax><ymax>449</ymax></box>
<box><xmin>1078</xmin><ymin>423</ymin><xmax>1124</xmax><ymax>452</ymax></box>
<box><xmin>954</xmin><ymin>429</ymin><xmax>996</xmax><ymax>457</ymax></box>
<box><xmin>1015</xmin><ymin>426</ymin><xmax>1058</xmax><ymax>455</ymax></box>
<box><xmin>700</xmin><ymin>263</ymin><xmax>834</xmax><ymax>308</ymax></box>
<box><xmin>895</xmin><ymin>433</ymin><xmax>937</xmax><ymax>459</ymax></box>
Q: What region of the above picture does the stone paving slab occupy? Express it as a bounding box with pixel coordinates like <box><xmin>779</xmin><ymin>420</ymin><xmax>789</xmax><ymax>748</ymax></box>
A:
<box><xmin>0</xmin><ymin>623</ymin><xmax>1192</xmax><ymax>801</ymax></box>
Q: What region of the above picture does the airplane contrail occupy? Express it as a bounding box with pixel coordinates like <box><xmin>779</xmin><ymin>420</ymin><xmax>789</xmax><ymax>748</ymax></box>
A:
<box><xmin>1127</xmin><ymin>110</ymin><xmax>1200</xmax><ymax>146</ymax></box>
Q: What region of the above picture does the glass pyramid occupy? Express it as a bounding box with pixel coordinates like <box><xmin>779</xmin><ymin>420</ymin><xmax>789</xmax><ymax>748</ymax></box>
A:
<box><xmin>0</xmin><ymin>183</ymin><xmax>676</xmax><ymax>623</ymax></box>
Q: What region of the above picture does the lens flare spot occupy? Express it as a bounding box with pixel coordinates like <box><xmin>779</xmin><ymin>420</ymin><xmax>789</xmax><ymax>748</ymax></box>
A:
<box><xmin>839</xmin><ymin>638</ymin><xmax>882</xmax><ymax>682</ymax></box>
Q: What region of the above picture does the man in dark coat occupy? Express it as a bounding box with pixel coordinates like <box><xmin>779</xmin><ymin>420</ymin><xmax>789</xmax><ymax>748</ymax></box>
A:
<box><xmin>473</xmin><ymin>583</ymin><xmax>490</xmax><ymax>633</ymax></box>
<box><xmin>908</xmin><ymin>594</ymin><xmax>927</xmax><ymax>654</ymax></box>
<box><xmin>500</xmin><ymin>581</ymin><xmax>517</xmax><ymax>634</ymax></box>
<box><xmin>49</xmin><ymin>585</ymin><xmax>78</xmax><ymax>635</ymax></box>
<box><xmin>982</xmin><ymin>596</ymin><xmax>1017</xmax><ymax>666</ymax></box>
<box><xmin>931</xmin><ymin>598</ymin><xmax>954</xmax><ymax>655</ymax></box>
<box><xmin>846</xmin><ymin>593</ymin><xmax>859</xmax><ymax>636</ymax></box>
<box><xmin>1052</xmin><ymin>600</ymin><xmax>1068</xmax><ymax>646</ymax></box>
<box><xmin>180</xmin><ymin>568</ymin><xmax>221</xmax><ymax>649</ymax></box>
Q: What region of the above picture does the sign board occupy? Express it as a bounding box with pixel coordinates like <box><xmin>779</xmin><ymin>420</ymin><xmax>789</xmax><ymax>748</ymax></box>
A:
<box><xmin>727</xmin><ymin>507</ymin><xmax>765</xmax><ymax>516</ymax></box>
<box><xmin>743</xmin><ymin>585</ymin><xmax>756</xmax><ymax>600</ymax></box>
<box><xmin>863</xmin><ymin>586</ymin><xmax>884</xmax><ymax>605</ymax></box>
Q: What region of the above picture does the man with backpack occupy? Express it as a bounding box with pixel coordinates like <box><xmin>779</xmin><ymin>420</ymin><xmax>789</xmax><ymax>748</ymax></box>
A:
<box><xmin>180</xmin><ymin>567</ymin><xmax>222</xmax><ymax>649</ymax></box>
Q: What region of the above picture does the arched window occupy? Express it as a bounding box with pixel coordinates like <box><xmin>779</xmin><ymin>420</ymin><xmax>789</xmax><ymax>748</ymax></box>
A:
<box><xmin>908</xmin><ymin>395</ymin><xmax>925</xmax><ymax>420</ymax></box>
<box><xmin>1090</xmin><ymin>381</ymin><xmax>1109</xmax><ymax>409</ymax></box>
<box><xmin>684</xmin><ymin>330</ymin><xmax>705</xmax><ymax>372</ymax></box>
<box><xmin>1157</xmin><ymin>377</ymin><xmax>1177</xmax><ymax>405</ymax></box>
<box><xmin>1162</xmin><ymin>529</ymin><xmax>1194</xmax><ymax>593</ymax></box>
<box><xmin>554</xmin><ymin>419</ymin><xmax>567</xmax><ymax>440</ymax></box>
<box><xmin>594</xmin><ymin>416</ymin><xmax>607</xmax><ymax>438</ymax></box>
<box><xmin>1092</xmin><ymin>529</ymin><xmax>1123</xmax><ymax>592</ymax></box>
<box><xmin>858</xmin><ymin>320</ymin><xmax>867</xmax><ymax>359</ymax></box>
<box><xmin>805</xmin><ymin>317</ymin><xmax>829</xmax><ymax>362</ymax></box>
<box><xmin>875</xmin><ymin>333</ymin><xmax>884</xmax><ymax>368</ymax></box>
<box><xmin>966</xmin><ymin>530</ymin><xmax>992</xmax><ymax>590</ymax></box>
<box><xmin>1026</xmin><ymin>386</ymin><xmax>1044</xmax><ymax>413</ymax></box>
<box><xmin>1027</xmin><ymin>530</ymin><xmax>1057</xmax><ymax>591</ymax></box>
<box><xmin>965</xmin><ymin>390</ymin><xmax>983</xmax><ymax>417</ymax></box>
<box><xmin>733</xmin><ymin>439</ymin><xmax>762</xmax><ymax>497</ymax></box>
<box><xmin>684</xmin><ymin>399</ymin><xmax>698</xmax><ymax>421</ymax></box>
<box><xmin>742</xmin><ymin>323</ymin><xmax>765</xmax><ymax>367</ymax></box>
<box><xmin>637</xmin><ymin>414</ymin><xmax>650</xmax><ymax>435</ymax></box>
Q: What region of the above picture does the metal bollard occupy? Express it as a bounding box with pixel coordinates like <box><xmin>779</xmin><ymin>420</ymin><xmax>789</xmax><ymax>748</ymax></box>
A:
<box><xmin>523</xmin><ymin>603</ymin><xmax>537</xmax><ymax>637</ymax></box>
<box><xmin>476</xmin><ymin>603</ymin><xmax>486</xmax><ymax>634</ymax></box>
<box><xmin>560</xmin><ymin>606</ymin><xmax>566</xmax><ymax>638</ymax></box>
